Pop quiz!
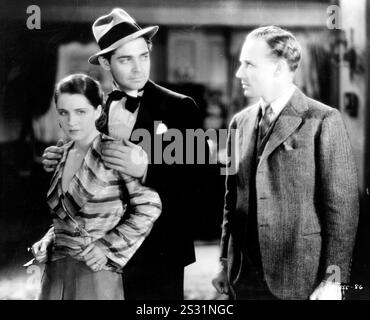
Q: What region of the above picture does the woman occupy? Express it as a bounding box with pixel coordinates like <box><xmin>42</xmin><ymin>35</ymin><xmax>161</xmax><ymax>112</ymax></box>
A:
<box><xmin>32</xmin><ymin>74</ymin><xmax>161</xmax><ymax>300</ymax></box>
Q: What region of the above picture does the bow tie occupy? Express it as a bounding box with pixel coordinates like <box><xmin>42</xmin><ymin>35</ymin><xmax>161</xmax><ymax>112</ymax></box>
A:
<box><xmin>108</xmin><ymin>90</ymin><xmax>142</xmax><ymax>113</ymax></box>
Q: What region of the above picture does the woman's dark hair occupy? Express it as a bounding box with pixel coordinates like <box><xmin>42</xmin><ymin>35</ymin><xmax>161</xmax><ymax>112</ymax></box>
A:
<box><xmin>54</xmin><ymin>74</ymin><xmax>103</xmax><ymax>108</ymax></box>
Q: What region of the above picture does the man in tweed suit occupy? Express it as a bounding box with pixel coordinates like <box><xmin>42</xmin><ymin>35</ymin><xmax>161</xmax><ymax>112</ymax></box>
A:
<box><xmin>212</xmin><ymin>26</ymin><xmax>359</xmax><ymax>300</ymax></box>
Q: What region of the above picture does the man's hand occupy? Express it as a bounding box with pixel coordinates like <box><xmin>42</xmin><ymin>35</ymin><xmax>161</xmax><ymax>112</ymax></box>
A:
<box><xmin>42</xmin><ymin>140</ymin><xmax>64</xmax><ymax>172</ymax></box>
<box><xmin>309</xmin><ymin>281</ymin><xmax>342</xmax><ymax>300</ymax></box>
<box><xmin>212</xmin><ymin>262</ymin><xmax>230</xmax><ymax>295</ymax></box>
<box><xmin>79</xmin><ymin>243</ymin><xmax>108</xmax><ymax>272</ymax></box>
<box><xmin>31</xmin><ymin>238</ymin><xmax>52</xmax><ymax>263</ymax></box>
<box><xmin>101</xmin><ymin>138</ymin><xmax>148</xmax><ymax>178</ymax></box>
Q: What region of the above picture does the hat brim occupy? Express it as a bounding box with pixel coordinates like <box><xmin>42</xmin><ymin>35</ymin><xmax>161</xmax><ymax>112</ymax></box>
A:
<box><xmin>89</xmin><ymin>25</ymin><xmax>159</xmax><ymax>65</ymax></box>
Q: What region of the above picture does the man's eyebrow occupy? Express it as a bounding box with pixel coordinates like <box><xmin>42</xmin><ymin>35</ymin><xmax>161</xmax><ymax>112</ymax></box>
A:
<box><xmin>116</xmin><ymin>54</ymin><xmax>132</xmax><ymax>59</ymax></box>
<box><xmin>240</xmin><ymin>58</ymin><xmax>253</xmax><ymax>64</ymax></box>
<box><xmin>116</xmin><ymin>50</ymin><xmax>149</xmax><ymax>59</ymax></box>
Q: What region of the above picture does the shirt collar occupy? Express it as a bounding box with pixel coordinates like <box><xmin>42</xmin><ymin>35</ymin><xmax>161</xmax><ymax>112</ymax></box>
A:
<box><xmin>112</xmin><ymin>82</ymin><xmax>144</xmax><ymax>98</ymax></box>
<box><xmin>259</xmin><ymin>85</ymin><xmax>296</xmax><ymax>118</ymax></box>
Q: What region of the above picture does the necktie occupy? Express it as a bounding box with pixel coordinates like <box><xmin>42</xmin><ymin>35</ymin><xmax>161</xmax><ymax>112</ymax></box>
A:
<box><xmin>259</xmin><ymin>104</ymin><xmax>274</xmax><ymax>139</ymax></box>
<box><xmin>108</xmin><ymin>90</ymin><xmax>142</xmax><ymax>113</ymax></box>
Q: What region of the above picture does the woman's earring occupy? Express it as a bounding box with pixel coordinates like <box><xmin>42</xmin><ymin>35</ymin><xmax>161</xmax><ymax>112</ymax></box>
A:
<box><xmin>59</xmin><ymin>123</ymin><xmax>62</xmax><ymax>128</ymax></box>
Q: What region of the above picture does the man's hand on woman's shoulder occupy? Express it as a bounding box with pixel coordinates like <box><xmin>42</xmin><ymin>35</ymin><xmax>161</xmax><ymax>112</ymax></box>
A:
<box><xmin>42</xmin><ymin>139</ymin><xmax>64</xmax><ymax>172</ymax></box>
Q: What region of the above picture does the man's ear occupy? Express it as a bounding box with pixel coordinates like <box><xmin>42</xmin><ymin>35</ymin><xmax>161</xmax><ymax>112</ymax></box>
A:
<box><xmin>98</xmin><ymin>56</ymin><xmax>111</xmax><ymax>71</ymax></box>
<box><xmin>274</xmin><ymin>59</ymin><xmax>287</xmax><ymax>77</ymax></box>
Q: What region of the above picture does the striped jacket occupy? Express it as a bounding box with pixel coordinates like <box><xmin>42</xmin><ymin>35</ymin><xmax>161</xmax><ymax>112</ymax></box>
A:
<box><xmin>44</xmin><ymin>134</ymin><xmax>162</xmax><ymax>272</ymax></box>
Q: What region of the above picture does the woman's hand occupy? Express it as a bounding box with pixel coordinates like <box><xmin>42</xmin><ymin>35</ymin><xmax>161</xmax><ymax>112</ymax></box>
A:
<box><xmin>31</xmin><ymin>238</ymin><xmax>50</xmax><ymax>263</ymax></box>
<box><xmin>80</xmin><ymin>243</ymin><xmax>108</xmax><ymax>272</ymax></box>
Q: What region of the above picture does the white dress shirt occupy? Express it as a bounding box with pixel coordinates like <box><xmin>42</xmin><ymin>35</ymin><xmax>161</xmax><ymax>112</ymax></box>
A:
<box><xmin>259</xmin><ymin>85</ymin><xmax>296</xmax><ymax>121</ymax></box>
<box><xmin>108</xmin><ymin>87</ymin><xmax>143</xmax><ymax>141</ymax></box>
<box><xmin>107</xmin><ymin>86</ymin><xmax>147</xmax><ymax>182</ymax></box>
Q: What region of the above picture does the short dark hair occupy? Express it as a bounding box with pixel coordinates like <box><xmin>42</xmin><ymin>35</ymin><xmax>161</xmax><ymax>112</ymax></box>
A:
<box><xmin>100</xmin><ymin>37</ymin><xmax>153</xmax><ymax>63</ymax></box>
<box><xmin>54</xmin><ymin>74</ymin><xmax>103</xmax><ymax>108</ymax></box>
<box><xmin>248</xmin><ymin>26</ymin><xmax>301</xmax><ymax>72</ymax></box>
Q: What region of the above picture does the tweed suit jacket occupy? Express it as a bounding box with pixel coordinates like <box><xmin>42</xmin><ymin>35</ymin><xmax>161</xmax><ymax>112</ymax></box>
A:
<box><xmin>220</xmin><ymin>88</ymin><xmax>359</xmax><ymax>299</ymax></box>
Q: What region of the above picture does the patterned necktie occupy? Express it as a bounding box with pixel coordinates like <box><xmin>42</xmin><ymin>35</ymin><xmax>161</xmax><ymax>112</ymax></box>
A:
<box><xmin>108</xmin><ymin>90</ymin><xmax>142</xmax><ymax>113</ymax></box>
<box><xmin>259</xmin><ymin>104</ymin><xmax>274</xmax><ymax>139</ymax></box>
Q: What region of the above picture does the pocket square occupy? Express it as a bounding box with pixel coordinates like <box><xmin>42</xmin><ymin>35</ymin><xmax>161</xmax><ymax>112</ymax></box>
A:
<box><xmin>282</xmin><ymin>141</ymin><xmax>294</xmax><ymax>151</ymax></box>
<box><xmin>156</xmin><ymin>122</ymin><xmax>168</xmax><ymax>135</ymax></box>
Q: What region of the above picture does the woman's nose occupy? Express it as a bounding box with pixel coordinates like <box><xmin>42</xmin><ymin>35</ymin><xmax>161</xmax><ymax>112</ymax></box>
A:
<box><xmin>68</xmin><ymin>114</ymin><xmax>78</xmax><ymax>126</ymax></box>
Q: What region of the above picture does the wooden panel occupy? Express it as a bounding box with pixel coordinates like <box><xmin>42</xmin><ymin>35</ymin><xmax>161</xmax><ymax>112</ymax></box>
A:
<box><xmin>167</xmin><ymin>29</ymin><xmax>227</xmax><ymax>88</ymax></box>
<box><xmin>168</xmin><ymin>31</ymin><xmax>198</xmax><ymax>82</ymax></box>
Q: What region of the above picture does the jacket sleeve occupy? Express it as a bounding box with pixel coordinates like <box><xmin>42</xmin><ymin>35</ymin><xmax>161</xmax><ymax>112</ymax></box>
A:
<box><xmin>94</xmin><ymin>176</ymin><xmax>162</xmax><ymax>270</ymax></box>
<box><xmin>317</xmin><ymin>109</ymin><xmax>359</xmax><ymax>283</ymax></box>
<box><xmin>40</xmin><ymin>226</ymin><xmax>55</xmax><ymax>244</ymax></box>
<box><xmin>142</xmin><ymin>96</ymin><xmax>212</xmax><ymax>234</ymax></box>
<box><xmin>220</xmin><ymin>117</ymin><xmax>238</xmax><ymax>259</ymax></box>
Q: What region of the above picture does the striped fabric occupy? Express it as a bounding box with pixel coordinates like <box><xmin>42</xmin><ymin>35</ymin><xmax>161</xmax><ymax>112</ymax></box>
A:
<box><xmin>45</xmin><ymin>134</ymin><xmax>162</xmax><ymax>272</ymax></box>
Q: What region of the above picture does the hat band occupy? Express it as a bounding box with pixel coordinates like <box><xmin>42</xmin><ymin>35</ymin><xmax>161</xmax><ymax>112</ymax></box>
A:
<box><xmin>98</xmin><ymin>22</ymin><xmax>142</xmax><ymax>50</ymax></box>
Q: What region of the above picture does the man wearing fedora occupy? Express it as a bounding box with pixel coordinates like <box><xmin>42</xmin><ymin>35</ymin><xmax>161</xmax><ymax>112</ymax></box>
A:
<box><xmin>41</xmin><ymin>8</ymin><xmax>207</xmax><ymax>299</ymax></box>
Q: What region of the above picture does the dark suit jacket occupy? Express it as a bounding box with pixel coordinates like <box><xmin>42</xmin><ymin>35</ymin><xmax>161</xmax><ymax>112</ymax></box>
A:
<box><xmin>220</xmin><ymin>88</ymin><xmax>359</xmax><ymax>299</ymax></box>
<box><xmin>97</xmin><ymin>80</ymin><xmax>207</xmax><ymax>274</ymax></box>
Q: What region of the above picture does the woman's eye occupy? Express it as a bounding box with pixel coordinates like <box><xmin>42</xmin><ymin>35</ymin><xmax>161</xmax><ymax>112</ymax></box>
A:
<box><xmin>77</xmin><ymin>110</ymin><xmax>86</xmax><ymax>115</ymax></box>
<box><xmin>58</xmin><ymin>111</ymin><xmax>67</xmax><ymax>116</ymax></box>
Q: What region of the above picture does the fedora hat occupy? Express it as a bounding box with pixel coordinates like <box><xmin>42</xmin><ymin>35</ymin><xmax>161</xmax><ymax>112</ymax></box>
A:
<box><xmin>88</xmin><ymin>8</ymin><xmax>159</xmax><ymax>65</ymax></box>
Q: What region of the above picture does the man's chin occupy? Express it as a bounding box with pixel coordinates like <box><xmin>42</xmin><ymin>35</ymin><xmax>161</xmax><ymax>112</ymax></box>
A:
<box><xmin>116</xmin><ymin>79</ymin><xmax>148</xmax><ymax>92</ymax></box>
<box><xmin>129</xmin><ymin>79</ymin><xmax>148</xmax><ymax>90</ymax></box>
<box><xmin>242</xmin><ymin>89</ymin><xmax>255</xmax><ymax>98</ymax></box>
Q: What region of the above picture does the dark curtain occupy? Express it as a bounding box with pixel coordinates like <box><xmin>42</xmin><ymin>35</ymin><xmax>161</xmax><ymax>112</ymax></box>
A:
<box><xmin>0</xmin><ymin>21</ymin><xmax>93</xmax><ymax>268</ymax></box>
<box><xmin>306</xmin><ymin>43</ymin><xmax>333</xmax><ymax>106</ymax></box>
<box><xmin>1</xmin><ymin>22</ymin><xmax>94</xmax><ymax>140</ymax></box>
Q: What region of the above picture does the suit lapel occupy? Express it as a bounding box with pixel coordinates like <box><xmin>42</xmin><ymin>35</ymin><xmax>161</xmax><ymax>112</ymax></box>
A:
<box><xmin>47</xmin><ymin>141</ymin><xmax>73</xmax><ymax>198</ymax></box>
<box><xmin>257</xmin><ymin>88</ymin><xmax>308</xmax><ymax>169</ymax></box>
<box><xmin>99</xmin><ymin>81</ymin><xmax>157</xmax><ymax>137</ymax></box>
<box><xmin>239</xmin><ymin>104</ymin><xmax>260</xmax><ymax>184</ymax></box>
<box><xmin>130</xmin><ymin>81</ymin><xmax>157</xmax><ymax>140</ymax></box>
